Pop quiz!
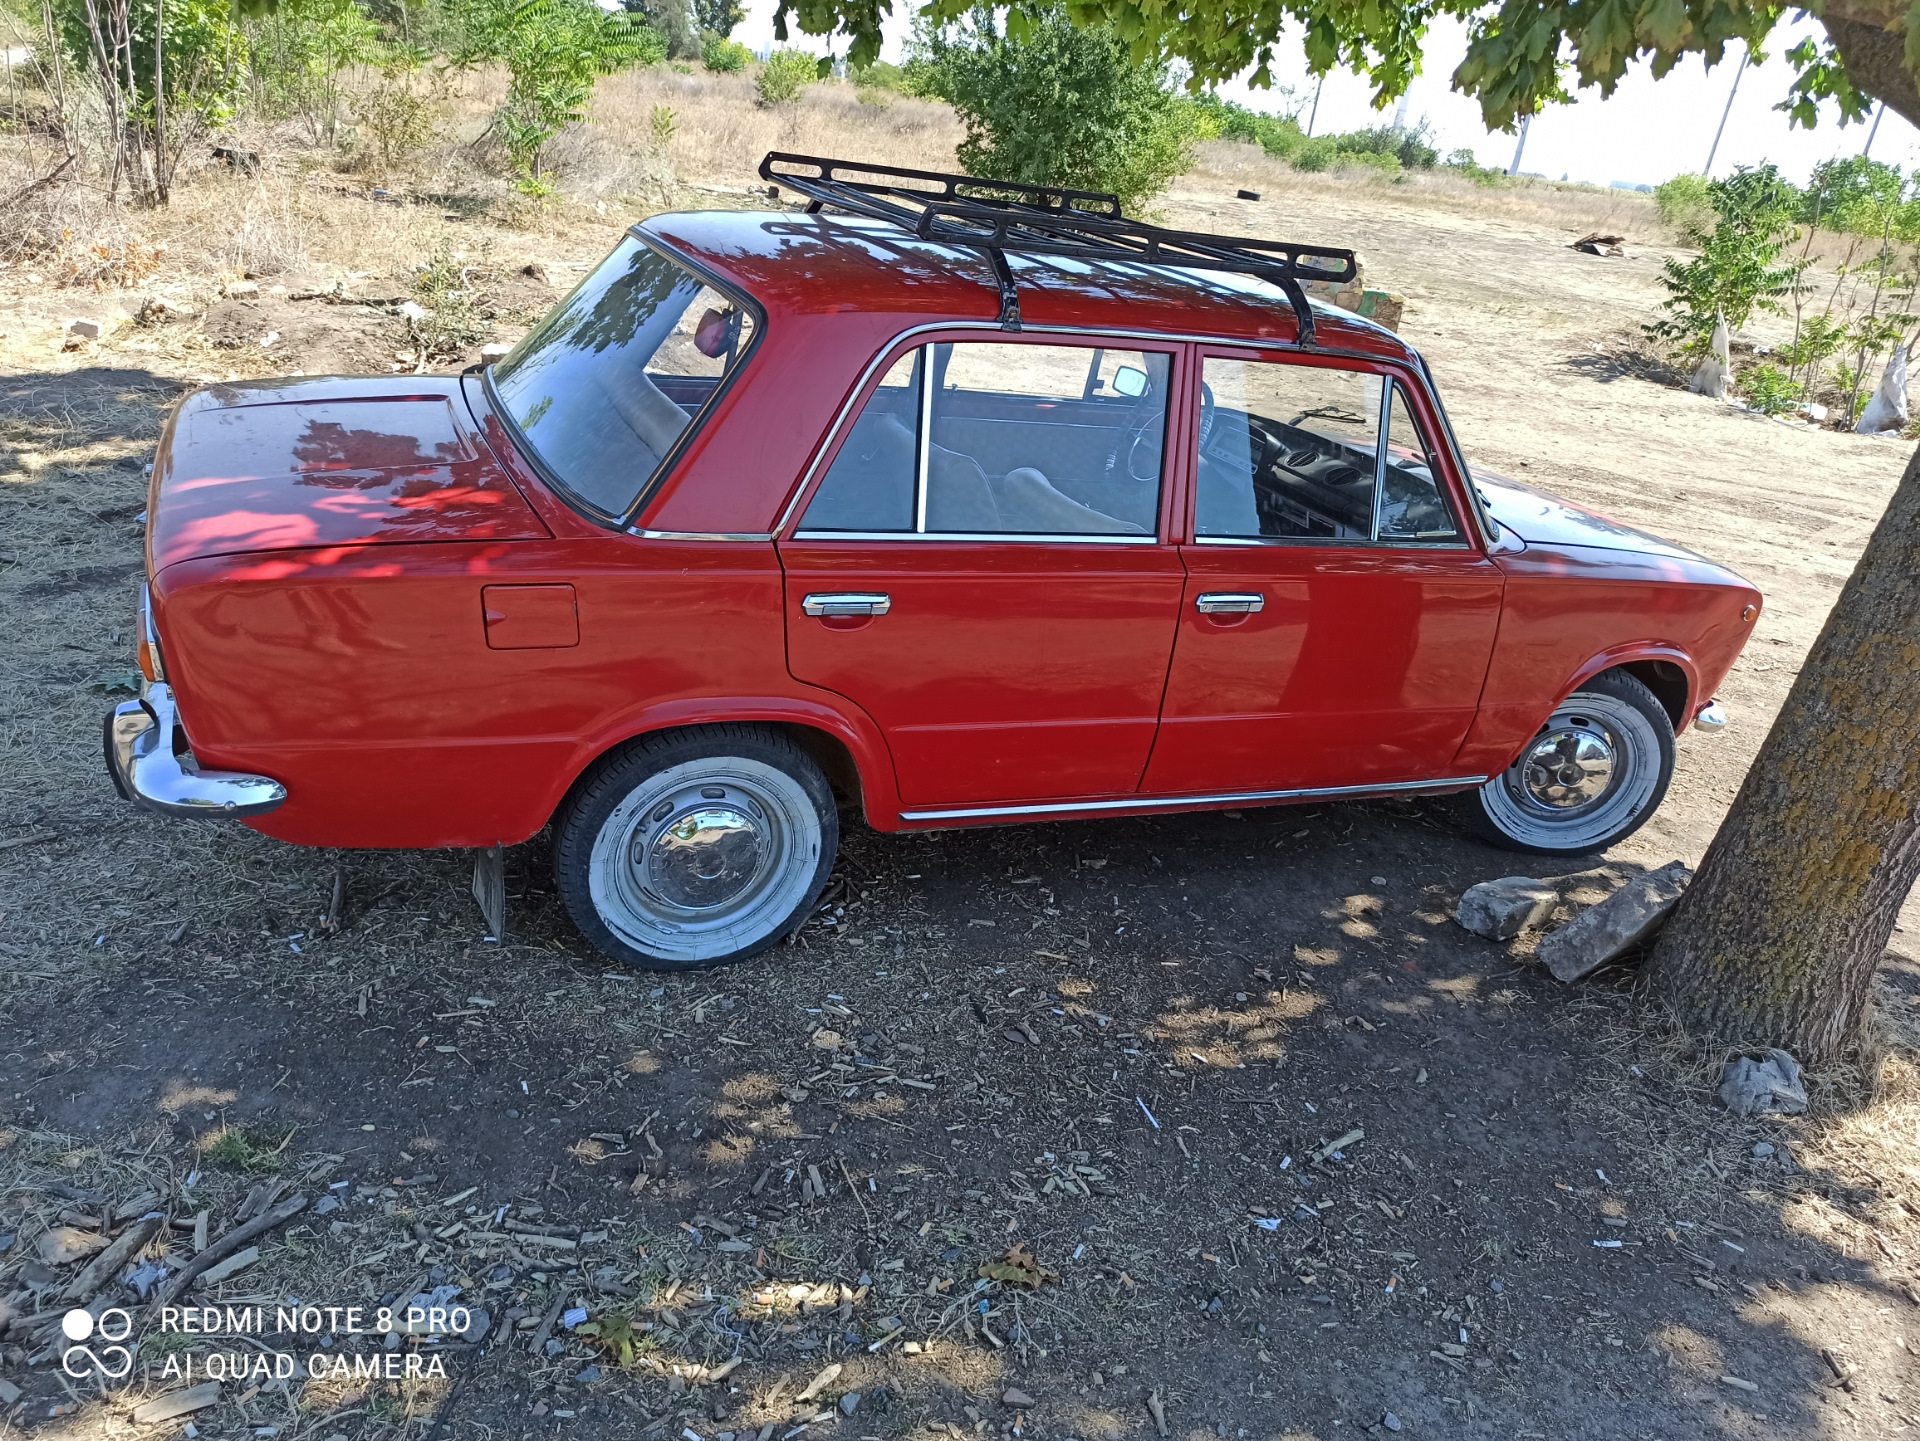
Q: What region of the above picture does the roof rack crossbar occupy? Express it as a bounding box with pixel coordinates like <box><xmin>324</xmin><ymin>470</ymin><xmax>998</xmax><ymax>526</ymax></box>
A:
<box><xmin>760</xmin><ymin>151</ymin><xmax>1355</xmax><ymax>348</ymax></box>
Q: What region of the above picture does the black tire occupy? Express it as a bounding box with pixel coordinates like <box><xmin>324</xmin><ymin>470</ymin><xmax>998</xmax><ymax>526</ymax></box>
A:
<box><xmin>554</xmin><ymin>724</ymin><xmax>838</xmax><ymax>971</ymax></box>
<box><xmin>1453</xmin><ymin>669</ymin><xmax>1676</xmax><ymax>857</ymax></box>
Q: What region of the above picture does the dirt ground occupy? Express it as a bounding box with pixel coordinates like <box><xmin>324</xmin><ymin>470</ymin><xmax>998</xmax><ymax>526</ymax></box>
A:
<box><xmin>5</xmin><ymin>99</ymin><xmax>1920</xmax><ymax>1441</ymax></box>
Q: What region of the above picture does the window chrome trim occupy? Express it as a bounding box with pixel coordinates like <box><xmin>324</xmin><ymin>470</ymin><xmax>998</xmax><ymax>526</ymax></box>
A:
<box><xmin>914</xmin><ymin>346</ymin><xmax>933</xmax><ymax>533</ymax></box>
<box><xmin>1191</xmin><ymin>535</ymin><xmax>1476</xmax><ymax>550</ymax></box>
<box><xmin>771</xmin><ymin>318</ymin><xmax>1396</xmax><ymax>537</ymax></box>
<box><xmin>628</xmin><ymin>528</ymin><xmax>775</xmax><ymax>542</ymax></box>
<box><xmin>794</xmin><ymin>529</ymin><xmax>1158</xmax><ymax>545</ymax></box>
<box><xmin>898</xmin><ymin>774</ymin><xmax>1490</xmax><ymax>823</ymax></box>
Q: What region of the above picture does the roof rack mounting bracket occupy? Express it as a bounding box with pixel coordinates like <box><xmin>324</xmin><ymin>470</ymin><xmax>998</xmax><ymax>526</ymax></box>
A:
<box><xmin>757</xmin><ymin>152</ymin><xmax>1356</xmax><ymax>350</ymax></box>
<box><xmin>985</xmin><ymin>247</ymin><xmax>1020</xmax><ymax>331</ymax></box>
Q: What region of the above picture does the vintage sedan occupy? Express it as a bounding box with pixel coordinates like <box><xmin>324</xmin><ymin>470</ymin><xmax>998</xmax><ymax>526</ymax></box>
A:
<box><xmin>106</xmin><ymin>155</ymin><xmax>1758</xmax><ymax>969</ymax></box>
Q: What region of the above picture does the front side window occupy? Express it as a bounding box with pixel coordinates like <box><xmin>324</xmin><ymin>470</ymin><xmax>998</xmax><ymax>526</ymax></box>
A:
<box><xmin>1196</xmin><ymin>357</ymin><xmax>1461</xmax><ymax>544</ymax></box>
<box><xmin>491</xmin><ymin>236</ymin><xmax>756</xmax><ymax>519</ymax></box>
<box><xmin>799</xmin><ymin>339</ymin><xmax>1169</xmax><ymax>537</ymax></box>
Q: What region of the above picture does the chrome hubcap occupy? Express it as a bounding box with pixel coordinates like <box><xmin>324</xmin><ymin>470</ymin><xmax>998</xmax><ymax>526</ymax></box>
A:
<box><xmin>639</xmin><ymin>803</ymin><xmax>766</xmax><ymax>910</ymax></box>
<box><xmin>1519</xmin><ymin>724</ymin><xmax>1615</xmax><ymax>811</ymax></box>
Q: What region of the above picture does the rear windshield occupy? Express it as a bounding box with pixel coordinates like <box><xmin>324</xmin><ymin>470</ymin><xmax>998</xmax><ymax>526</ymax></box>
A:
<box><xmin>489</xmin><ymin>236</ymin><xmax>757</xmax><ymax>520</ymax></box>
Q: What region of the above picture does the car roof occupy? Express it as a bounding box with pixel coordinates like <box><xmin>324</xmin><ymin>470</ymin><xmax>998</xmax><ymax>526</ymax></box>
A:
<box><xmin>640</xmin><ymin>209</ymin><xmax>1417</xmax><ymax>361</ymax></box>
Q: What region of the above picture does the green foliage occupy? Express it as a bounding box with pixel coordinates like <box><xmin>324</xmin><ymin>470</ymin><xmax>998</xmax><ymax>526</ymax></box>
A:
<box><xmin>1190</xmin><ymin>93</ymin><xmax>1304</xmax><ymax>157</ymax></box>
<box><xmin>576</xmin><ymin>1310</ymin><xmax>653</xmax><ymax>1366</ymax></box>
<box><xmin>754</xmin><ymin>47</ymin><xmax>817</xmax><ymax>104</ymax></box>
<box><xmin>762</xmin><ymin>0</ymin><xmax>1880</xmax><ymax>142</ymax></box>
<box><xmin>246</xmin><ymin>0</ymin><xmax>383</xmax><ymax>141</ymax></box>
<box><xmin>915</xmin><ymin>4</ymin><xmax>1202</xmax><ymax>213</ymax></box>
<box><xmin>623</xmin><ymin>0</ymin><xmax>697</xmax><ymax>59</ymax></box>
<box><xmin>1654</xmin><ymin>173</ymin><xmax>1714</xmax><ymax>237</ymax></box>
<box><xmin>1739</xmin><ymin>362</ymin><xmax>1801</xmax><ymax>416</ymax></box>
<box><xmin>455</xmin><ymin>0</ymin><xmax>659</xmax><ymax>192</ymax></box>
<box><xmin>700</xmin><ymin>31</ymin><xmax>750</xmax><ymax>70</ymax></box>
<box><xmin>691</xmin><ymin>0</ymin><xmax>741</xmax><ymax>36</ymax></box>
<box><xmin>408</xmin><ymin>244</ymin><xmax>490</xmax><ymax>355</ymax></box>
<box><xmin>1442</xmin><ymin>147</ymin><xmax>1505</xmax><ymax>184</ymax></box>
<box><xmin>1646</xmin><ymin>164</ymin><xmax>1799</xmax><ymax>357</ymax></box>
<box><xmin>354</xmin><ymin>65</ymin><xmax>442</xmax><ymax>173</ymax></box>
<box><xmin>649</xmin><ymin>102</ymin><xmax>674</xmax><ymax>143</ymax></box>
<box><xmin>60</xmin><ymin>0</ymin><xmax>248</xmax><ymax>129</ymax></box>
<box><xmin>202</xmin><ymin>1122</ymin><xmax>297</xmax><ymax>1171</ymax></box>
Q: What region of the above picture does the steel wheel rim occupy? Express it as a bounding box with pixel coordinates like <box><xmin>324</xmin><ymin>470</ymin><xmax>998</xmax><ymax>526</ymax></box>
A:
<box><xmin>1477</xmin><ymin>693</ymin><xmax>1661</xmax><ymax>851</ymax></box>
<box><xmin>588</xmin><ymin>757</ymin><xmax>821</xmax><ymax>962</ymax></box>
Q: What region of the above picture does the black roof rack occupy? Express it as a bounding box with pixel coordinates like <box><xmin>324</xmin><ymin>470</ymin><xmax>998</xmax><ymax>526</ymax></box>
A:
<box><xmin>758</xmin><ymin>152</ymin><xmax>1356</xmax><ymax>346</ymax></box>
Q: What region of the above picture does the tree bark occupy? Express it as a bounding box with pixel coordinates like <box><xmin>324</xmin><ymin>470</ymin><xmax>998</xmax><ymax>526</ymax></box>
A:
<box><xmin>1645</xmin><ymin>444</ymin><xmax>1920</xmax><ymax>1063</ymax></box>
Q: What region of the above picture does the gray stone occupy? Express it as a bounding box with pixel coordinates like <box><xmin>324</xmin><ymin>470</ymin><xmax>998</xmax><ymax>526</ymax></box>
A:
<box><xmin>839</xmin><ymin>1392</ymin><xmax>861</xmax><ymax>1416</ymax></box>
<box><xmin>1752</xmin><ymin>1142</ymin><xmax>1775</xmax><ymax>1159</ymax></box>
<box><xmin>66</xmin><ymin>317</ymin><xmax>102</xmax><ymax>339</ymax></box>
<box><xmin>1382</xmin><ymin>1414</ymin><xmax>1402</xmax><ymax>1433</ymax></box>
<box><xmin>1537</xmin><ymin>861</ymin><xmax>1693</xmax><ymax>982</ymax></box>
<box><xmin>1455</xmin><ymin>876</ymin><xmax>1558</xmax><ymax>940</ymax></box>
<box><xmin>1719</xmin><ymin>1050</ymin><xmax>1808</xmax><ymax>1117</ymax></box>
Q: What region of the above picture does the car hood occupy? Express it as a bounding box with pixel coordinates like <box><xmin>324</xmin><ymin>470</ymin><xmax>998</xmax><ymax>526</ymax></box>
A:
<box><xmin>1472</xmin><ymin>469</ymin><xmax>1705</xmax><ymax>562</ymax></box>
<box><xmin>150</xmin><ymin>375</ymin><xmax>549</xmax><ymax>571</ymax></box>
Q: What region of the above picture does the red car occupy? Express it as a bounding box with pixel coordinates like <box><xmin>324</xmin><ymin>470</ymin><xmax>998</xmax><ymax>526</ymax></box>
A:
<box><xmin>106</xmin><ymin>155</ymin><xmax>1757</xmax><ymax>970</ymax></box>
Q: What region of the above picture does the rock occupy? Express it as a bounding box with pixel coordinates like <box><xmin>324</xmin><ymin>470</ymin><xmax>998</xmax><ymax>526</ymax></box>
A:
<box><xmin>396</xmin><ymin>300</ymin><xmax>428</xmax><ymax>322</ymax></box>
<box><xmin>811</xmin><ymin>1029</ymin><xmax>842</xmax><ymax>1050</ymax></box>
<box><xmin>66</xmin><ymin>317</ymin><xmax>102</xmax><ymax>339</ymax></box>
<box><xmin>38</xmin><ymin>1226</ymin><xmax>108</xmax><ymax>1265</ymax></box>
<box><xmin>1382</xmin><ymin>1414</ymin><xmax>1402</xmax><ymax>1433</ymax></box>
<box><xmin>480</xmin><ymin>342</ymin><xmax>511</xmax><ymax>359</ymax></box>
<box><xmin>839</xmin><ymin>1392</ymin><xmax>861</xmax><ymax>1416</ymax></box>
<box><xmin>1752</xmin><ymin>1142</ymin><xmax>1775</xmax><ymax>1158</ymax></box>
<box><xmin>1002</xmin><ymin>1389</ymin><xmax>1035</xmax><ymax>1407</ymax></box>
<box><xmin>1536</xmin><ymin>860</ymin><xmax>1692</xmax><ymax>982</ymax></box>
<box><xmin>1455</xmin><ymin>876</ymin><xmax>1557</xmax><ymax>940</ymax></box>
<box><xmin>1719</xmin><ymin>1050</ymin><xmax>1808</xmax><ymax>1117</ymax></box>
<box><xmin>223</xmin><ymin>279</ymin><xmax>259</xmax><ymax>299</ymax></box>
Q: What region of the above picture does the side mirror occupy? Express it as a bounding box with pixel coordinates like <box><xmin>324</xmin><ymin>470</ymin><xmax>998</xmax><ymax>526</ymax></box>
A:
<box><xmin>1111</xmin><ymin>365</ymin><xmax>1148</xmax><ymax>398</ymax></box>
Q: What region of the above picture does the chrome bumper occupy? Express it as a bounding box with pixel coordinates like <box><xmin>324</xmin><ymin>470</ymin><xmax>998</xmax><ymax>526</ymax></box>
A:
<box><xmin>104</xmin><ymin>682</ymin><xmax>287</xmax><ymax>819</ymax></box>
<box><xmin>1693</xmin><ymin>700</ymin><xmax>1728</xmax><ymax>734</ymax></box>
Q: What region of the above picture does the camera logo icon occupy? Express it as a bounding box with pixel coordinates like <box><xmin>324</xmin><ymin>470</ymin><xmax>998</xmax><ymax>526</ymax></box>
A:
<box><xmin>60</xmin><ymin>1308</ymin><xmax>134</xmax><ymax>1379</ymax></box>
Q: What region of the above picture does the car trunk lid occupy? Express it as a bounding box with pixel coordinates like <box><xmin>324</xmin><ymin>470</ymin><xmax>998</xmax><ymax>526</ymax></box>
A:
<box><xmin>149</xmin><ymin>376</ymin><xmax>549</xmax><ymax>571</ymax></box>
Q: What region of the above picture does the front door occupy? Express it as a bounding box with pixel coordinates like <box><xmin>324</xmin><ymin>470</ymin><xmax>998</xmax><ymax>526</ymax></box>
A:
<box><xmin>781</xmin><ymin>336</ymin><xmax>1186</xmax><ymax>811</ymax></box>
<box><xmin>1143</xmin><ymin>351</ymin><xmax>1503</xmax><ymax>796</ymax></box>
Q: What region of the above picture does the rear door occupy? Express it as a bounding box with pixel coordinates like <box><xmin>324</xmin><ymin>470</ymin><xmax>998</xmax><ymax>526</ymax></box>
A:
<box><xmin>779</xmin><ymin>335</ymin><xmax>1187</xmax><ymax>812</ymax></box>
<box><xmin>1143</xmin><ymin>350</ymin><xmax>1503</xmax><ymax>796</ymax></box>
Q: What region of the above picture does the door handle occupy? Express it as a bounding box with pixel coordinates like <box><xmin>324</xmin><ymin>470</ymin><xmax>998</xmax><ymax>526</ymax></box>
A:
<box><xmin>803</xmin><ymin>592</ymin><xmax>892</xmax><ymax>617</ymax></box>
<box><xmin>1195</xmin><ymin>592</ymin><xmax>1265</xmax><ymax>615</ymax></box>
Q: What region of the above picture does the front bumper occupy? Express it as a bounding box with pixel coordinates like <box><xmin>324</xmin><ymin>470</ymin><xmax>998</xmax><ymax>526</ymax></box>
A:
<box><xmin>104</xmin><ymin>682</ymin><xmax>288</xmax><ymax>819</ymax></box>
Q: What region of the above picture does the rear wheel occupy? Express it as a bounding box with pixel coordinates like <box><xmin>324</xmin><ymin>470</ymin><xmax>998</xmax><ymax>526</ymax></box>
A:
<box><xmin>1457</xmin><ymin>669</ymin><xmax>1674</xmax><ymax>856</ymax></box>
<box><xmin>554</xmin><ymin>725</ymin><xmax>837</xmax><ymax>970</ymax></box>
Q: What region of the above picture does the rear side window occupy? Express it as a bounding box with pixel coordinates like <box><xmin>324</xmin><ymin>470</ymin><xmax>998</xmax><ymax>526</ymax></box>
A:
<box><xmin>1196</xmin><ymin>357</ymin><xmax>1460</xmax><ymax>544</ymax></box>
<box><xmin>491</xmin><ymin>236</ymin><xmax>757</xmax><ymax>520</ymax></box>
<box><xmin>799</xmin><ymin>339</ymin><xmax>1168</xmax><ymax>537</ymax></box>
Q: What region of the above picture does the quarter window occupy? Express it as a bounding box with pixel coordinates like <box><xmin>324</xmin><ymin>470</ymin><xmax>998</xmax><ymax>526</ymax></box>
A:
<box><xmin>1196</xmin><ymin>357</ymin><xmax>1461</xmax><ymax>544</ymax></box>
<box><xmin>799</xmin><ymin>340</ymin><xmax>1168</xmax><ymax>537</ymax></box>
<box><xmin>491</xmin><ymin>236</ymin><xmax>756</xmax><ymax>520</ymax></box>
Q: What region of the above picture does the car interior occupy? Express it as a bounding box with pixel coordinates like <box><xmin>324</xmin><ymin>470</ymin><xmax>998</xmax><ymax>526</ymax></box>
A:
<box><xmin>800</xmin><ymin>345</ymin><xmax>1168</xmax><ymax>535</ymax></box>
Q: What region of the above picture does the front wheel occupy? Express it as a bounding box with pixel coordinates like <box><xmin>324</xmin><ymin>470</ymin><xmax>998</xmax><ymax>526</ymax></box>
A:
<box><xmin>554</xmin><ymin>725</ymin><xmax>837</xmax><ymax>970</ymax></box>
<box><xmin>1456</xmin><ymin>669</ymin><xmax>1675</xmax><ymax>856</ymax></box>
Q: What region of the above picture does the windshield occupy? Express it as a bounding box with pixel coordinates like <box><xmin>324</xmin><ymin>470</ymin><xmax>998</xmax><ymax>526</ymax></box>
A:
<box><xmin>490</xmin><ymin>236</ymin><xmax>757</xmax><ymax>520</ymax></box>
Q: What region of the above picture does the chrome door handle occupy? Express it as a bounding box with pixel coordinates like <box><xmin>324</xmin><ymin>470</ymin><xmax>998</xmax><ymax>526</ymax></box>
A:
<box><xmin>802</xmin><ymin>592</ymin><xmax>891</xmax><ymax>617</ymax></box>
<box><xmin>1195</xmin><ymin>591</ymin><xmax>1265</xmax><ymax>615</ymax></box>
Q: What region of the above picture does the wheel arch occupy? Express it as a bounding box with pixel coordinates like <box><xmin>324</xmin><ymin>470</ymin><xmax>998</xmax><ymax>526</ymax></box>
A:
<box><xmin>549</xmin><ymin>699</ymin><xmax>901</xmax><ymax>836</ymax></box>
<box><xmin>1566</xmin><ymin>644</ymin><xmax>1697</xmax><ymax>734</ymax></box>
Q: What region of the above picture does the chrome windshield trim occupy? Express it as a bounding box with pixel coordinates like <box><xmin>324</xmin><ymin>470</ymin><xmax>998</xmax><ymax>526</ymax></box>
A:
<box><xmin>898</xmin><ymin>774</ymin><xmax>1489</xmax><ymax>823</ymax></box>
<box><xmin>792</xmin><ymin>530</ymin><xmax>1158</xmax><ymax>545</ymax></box>
<box><xmin>628</xmin><ymin>528</ymin><xmax>775</xmax><ymax>542</ymax></box>
<box><xmin>770</xmin><ymin>318</ymin><xmax>1399</xmax><ymax>536</ymax></box>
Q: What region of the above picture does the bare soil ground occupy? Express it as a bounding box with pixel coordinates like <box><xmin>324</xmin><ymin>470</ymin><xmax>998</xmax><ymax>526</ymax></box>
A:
<box><xmin>4</xmin><ymin>82</ymin><xmax>1920</xmax><ymax>1441</ymax></box>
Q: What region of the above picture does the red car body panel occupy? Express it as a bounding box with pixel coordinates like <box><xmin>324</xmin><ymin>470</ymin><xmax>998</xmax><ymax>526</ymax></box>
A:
<box><xmin>136</xmin><ymin>209</ymin><xmax>1760</xmax><ymax>849</ymax></box>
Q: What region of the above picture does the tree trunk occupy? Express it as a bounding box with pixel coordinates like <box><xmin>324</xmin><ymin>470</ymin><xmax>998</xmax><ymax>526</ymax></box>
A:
<box><xmin>152</xmin><ymin>0</ymin><xmax>167</xmax><ymax>204</ymax></box>
<box><xmin>1645</xmin><ymin>443</ymin><xmax>1920</xmax><ymax>1063</ymax></box>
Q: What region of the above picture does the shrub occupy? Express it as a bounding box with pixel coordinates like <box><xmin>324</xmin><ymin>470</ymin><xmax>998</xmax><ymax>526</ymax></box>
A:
<box><xmin>650</xmin><ymin>102</ymin><xmax>674</xmax><ymax>144</ymax></box>
<box><xmin>1654</xmin><ymin>173</ymin><xmax>1715</xmax><ymax>239</ymax></box>
<box><xmin>1191</xmin><ymin>94</ymin><xmax>1305</xmax><ymax>159</ymax></box>
<box><xmin>245</xmin><ymin>0</ymin><xmax>383</xmax><ymax>143</ymax></box>
<box><xmin>1332</xmin><ymin>122</ymin><xmax>1437</xmax><ymax>169</ymax></box>
<box><xmin>1442</xmin><ymin>147</ymin><xmax>1505</xmax><ymax>184</ymax></box>
<box><xmin>916</xmin><ymin>4</ymin><xmax>1202</xmax><ymax>213</ymax></box>
<box><xmin>1646</xmin><ymin>164</ymin><xmax>1799</xmax><ymax>358</ymax></box>
<box><xmin>354</xmin><ymin>66</ymin><xmax>442</xmax><ymax>175</ymax></box>
<box><xmin>755</xmin><ymin>48</ymin><xmax>817</xmax><ymax>105</ymax></box>
<box><xmin>701</xmin><ymin>32</ymin><xmax>749</xmax><ymax>71</ymax></box>
<box><xmin>1290</xmin><ymin>136</ymin><xmax>1336</xmax><ymax>172</ymax></box>
<box><xmin>1740</xmin><ymin>362</ymin><xmax>1801</xmax><ymax>416</ymax></box>
<box><xmin>454</xmin><ymin>0</ymin><xmax>659</xmax><ymax>193</ymax></box>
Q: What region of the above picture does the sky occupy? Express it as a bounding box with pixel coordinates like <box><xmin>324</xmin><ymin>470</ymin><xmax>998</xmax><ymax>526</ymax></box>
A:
<box><xmin>727</xmin><ymin>3</ymin><xmax>1920</xmax><ymax>190</ymax></box>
